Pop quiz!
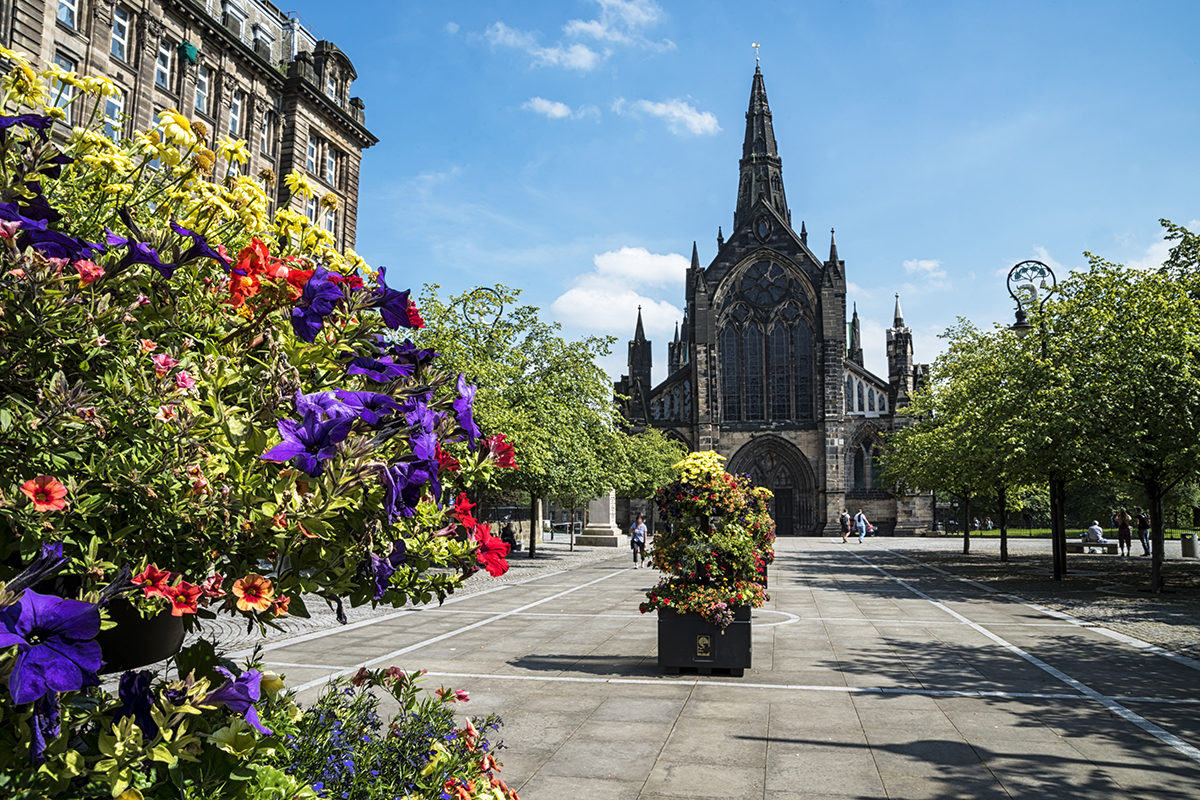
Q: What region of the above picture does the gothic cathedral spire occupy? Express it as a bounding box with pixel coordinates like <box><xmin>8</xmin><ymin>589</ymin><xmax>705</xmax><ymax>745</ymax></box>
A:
<box><xmin>734</xmin><ymin>66</ymin><xmax>790</xmax><ymax>231</ymax></box>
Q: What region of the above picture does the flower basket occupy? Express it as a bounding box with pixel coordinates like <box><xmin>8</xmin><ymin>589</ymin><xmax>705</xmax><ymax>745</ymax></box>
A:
<box><xmin>658</xmin><ymin>605</ymin><xmax>751</xmax><ymax>676</ymax></box>
<box><xmin>96</xmin><ymin>599</ymin><xmax>185</xmax><ymax>673</ymax></box>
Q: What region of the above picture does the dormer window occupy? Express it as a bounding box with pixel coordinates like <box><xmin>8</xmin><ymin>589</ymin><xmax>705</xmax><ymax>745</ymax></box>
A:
<box><xmin>325</xmin><ymin>72</ymin><xmax>337</xmax><ymax>101</ymax></box>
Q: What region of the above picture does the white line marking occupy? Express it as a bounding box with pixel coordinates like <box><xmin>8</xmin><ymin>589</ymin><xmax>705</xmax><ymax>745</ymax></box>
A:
<box><xmin>288</xmin><ymin>568</ymin><xmax>630</xmax><ymax>693</ymax></box>
<box><xmin>849</xmin><ymin>548</ymin><xmax>1200</xmax><ymax>764</ymax></box>
<box><xmin>874</xmin><ymin>545</ymin><xmax>1200</xmax><ymax>673</ymax></box>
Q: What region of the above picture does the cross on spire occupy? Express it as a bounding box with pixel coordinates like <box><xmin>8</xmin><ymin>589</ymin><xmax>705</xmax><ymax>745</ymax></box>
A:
<box><xmin>752</xmin><ymin>42</ymin><xmax>760</xmax><ymax>65</ymax></box>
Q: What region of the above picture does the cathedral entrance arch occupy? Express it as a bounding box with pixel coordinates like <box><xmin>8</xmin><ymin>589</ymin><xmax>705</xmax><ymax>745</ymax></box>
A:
<box><xmin>728</xmin><ymin>436</ymin><xmax>818</xmax><ymax>536</ymax></box>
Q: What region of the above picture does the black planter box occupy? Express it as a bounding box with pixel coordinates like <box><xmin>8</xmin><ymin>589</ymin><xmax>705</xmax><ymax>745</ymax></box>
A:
<box><xmin>658</xmin><ymin>605</ymin><xmax>751</xmax><ymax>677</ymax></box>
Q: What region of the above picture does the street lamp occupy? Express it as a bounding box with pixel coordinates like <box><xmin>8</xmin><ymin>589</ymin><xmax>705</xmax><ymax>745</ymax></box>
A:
<box><xmin>1005</xmin><ymin>260</ymin><xmax>1065</xmax><ymax>579</ymax></box>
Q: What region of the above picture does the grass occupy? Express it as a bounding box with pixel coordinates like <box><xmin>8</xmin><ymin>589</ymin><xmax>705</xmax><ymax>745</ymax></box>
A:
<box><xmin>934</xmin><ymin>527</ymin><xmax>1193</xmax><ymax>539</ymax></box>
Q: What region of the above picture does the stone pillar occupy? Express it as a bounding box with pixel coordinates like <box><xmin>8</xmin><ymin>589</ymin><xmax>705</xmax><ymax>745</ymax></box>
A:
<box><xmin>575</xmin><ymin>490</ymin><xmax>628</xmax><ymax>547</ymax></box>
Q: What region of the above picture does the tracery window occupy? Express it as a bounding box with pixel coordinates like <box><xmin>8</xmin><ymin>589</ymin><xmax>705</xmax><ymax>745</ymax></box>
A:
<box><xmin>769</xmin><ymin>325</ymin><xmax>790</xmax><ymax>419</ymax></box>
<box><xmin>720</xmin><ymin>326</ymin><xmax>740</xmax><ymax>421</ymax></box>
<box><xmin>742</xmin><ymin>325</ymin><xmax>764</xmax><ymax>420</ymax></box>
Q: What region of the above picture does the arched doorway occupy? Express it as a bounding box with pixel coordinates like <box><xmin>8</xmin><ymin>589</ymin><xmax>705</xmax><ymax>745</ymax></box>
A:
<box><xmin>728</xmin><ymin>436</ymin><xmax>818</xmax><ymax>535</ymax></box>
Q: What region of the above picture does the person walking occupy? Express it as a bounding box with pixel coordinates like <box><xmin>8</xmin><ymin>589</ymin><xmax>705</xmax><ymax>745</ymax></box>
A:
<box><xmin>1115</xmin><ymin>509</ymin><xmax>1133</xmax><ymax>556</ymax></box>
<box><xmin>1135</xmin><ymin>507</ymin><xmax>1151</xmax><ymax>556</ymax></box>
<box><xmin>630</xmin><ymin>514</ymin><xmax>648</xmax><ymax>568</ymax></box>
<box><xmin>854</xmin><ymin>508</ymin><xmax>870</xmax><ymax>543</ymax></box>
<box><xmin>839</xmin><ymin>508</ymin><xmax>852</xmax><ymax>543</ymax></box>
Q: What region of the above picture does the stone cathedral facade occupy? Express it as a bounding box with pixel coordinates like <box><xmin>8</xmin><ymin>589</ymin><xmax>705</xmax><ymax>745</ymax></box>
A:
<box><xmin>615</xmin><ymin>66</ymin><xmax>932</xmax><ymax>536</ymax></box>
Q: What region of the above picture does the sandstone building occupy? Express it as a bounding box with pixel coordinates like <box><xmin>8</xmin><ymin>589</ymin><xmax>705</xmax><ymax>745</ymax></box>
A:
<box><xmin>1</xmin><ymin>0</ymin><xmax>376</xmax><ymax>250</ymax></box>
<box><xmin>615</xmin><ymin>66</ymin><xmax>932</xmax><ymax>536</ymax></box>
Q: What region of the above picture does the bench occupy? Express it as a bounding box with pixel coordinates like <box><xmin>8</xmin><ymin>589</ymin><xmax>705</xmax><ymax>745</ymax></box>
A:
<box><xmin>1065</xmin><ymin>541</ymin><xmax>1119</xmax><ymax>554</ymax></box>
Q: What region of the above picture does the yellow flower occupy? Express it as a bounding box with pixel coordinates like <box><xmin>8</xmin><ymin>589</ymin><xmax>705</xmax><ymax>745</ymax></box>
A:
<box><xmin>216</xmin><ymin>135</ymin><xmax>249</xmax><ymax>165</ymax></box>
<box><xmin>283</xmin><ymin>170</ymin><xmax>315</xmax><ymax>200</ymax></box>
<box><xmin>102</xmin><ymin>183</ymin><xmax>135</xmax><ymax>196</ymax></box>
<box><xmin>157</xmin><ymin>109</ymin><xmax>196</xmax><ymax>148</ymax></box>
<box><xmin>41</xmin><ymin>62</ymin><xmax>83</xmax><ymax>89</ymax></box>
<box><xmin>80</xmin><ymin>74</ymin><xmax>119</xmax><ymax>98</ymax></box>
<box><xmin>0</xmin><ymin>47</ymin><xmax>45</xmax><ymax>104</ymax></box>
<box><xmin>42</xmin><ymin>105</ymin><xmax>66</xmax><ymax>122</ymax></box>
<box><xmin>319</xmin><ymin>192</ymin><xmax>340</xmax><ymax>210</ymax></box>
<box><xmin>192</xmin><ymin>148</ymin><xmax>215</xmax><ymax>176</ymax></box>
<box><xmin>260</xmin><ymin>671</ymin><xmax>285</xmax><ymax>695</ymax></box>
<box><xmin>191</xmin><ymin>119</ymin><xmax>208</xmax><ymax>137</ymax></box>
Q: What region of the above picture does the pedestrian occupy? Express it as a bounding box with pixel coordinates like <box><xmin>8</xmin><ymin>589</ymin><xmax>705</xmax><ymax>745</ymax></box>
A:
<box><xmin>1135</xmin><ymin>507</ymin><xmax>1151</xmax><ymax>556</ymax></box>
<box><xmin>839</xmin><ymin>508</ymin><xmax>852</xmax><ymax>543</ymax></box>
<box><xmin>985</xmin><ymin>517</ymin><xmax>993</xmax><ymax>531</ymax></box>
<box><xmin>1115</xmin><ymin>508</ymin><xmax>1133</xmax><ymax>556</ymax></box>
<box><xmin>1084</xmin><ymin>520</ymin><xmax>1109</xmax><ymax>553</ymax></box>
<box><xmin>854</xmin><ymin>508</ymin><xmax>870</xmax><ymax>543</ymax></box>
<box><xmin>630</xmin><ymin>514</ymin><xmax>647</xmax><ymax>568</ymax></box>
<box><xmin>973</xmin><ymin>517</ymin><xmax>981</xmax><ymax>532</ymax></box>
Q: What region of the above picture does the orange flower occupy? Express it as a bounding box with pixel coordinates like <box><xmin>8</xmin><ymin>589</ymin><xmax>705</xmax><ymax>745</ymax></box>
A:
<box><xmin>272</xmin><ymin>595</ymin><xmax>290</xmax><ymax>616</ymax></box>
<box><xmin>232</xmin><ymin>573</ymin><xmax>275</xmax><ymax>612</ymax></box>
<box><xmin>139</xmin><ymin>338</ymin><xmax>157</xmax><ymax>353</ymax></box>
<box><xmin>20</xmin><ymin>475</ymin><xmax>67</xmax><ymax>512</ymax></box>
<box><xmin>165</xmin><ymin>581</ymin><xmax>201</xmax><ymax>616</ymax></box>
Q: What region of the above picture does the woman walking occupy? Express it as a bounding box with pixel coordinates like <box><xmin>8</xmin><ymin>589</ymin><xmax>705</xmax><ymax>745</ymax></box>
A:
<box><xmin>1115</xmin><ymin>508</ymin><xmax>1133</xmax><ymax>556</ymax></box>
<box><xmin>630</xmin><ymin>514</ymin><xmax>648</xmax><ymax>567</ymax></box>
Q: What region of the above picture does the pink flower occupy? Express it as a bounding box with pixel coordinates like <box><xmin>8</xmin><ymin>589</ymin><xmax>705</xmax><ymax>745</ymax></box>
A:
<box><xmin>174</xmin><ymin>370</ymin><xmax>195</xmax><ymax>390</ymax></box>
<box><xmin>0</xmin><ymin>219</ymin><xmax>20</xmax><ymax>239</ymax></box>
<box><xmin>74</xmin><ymin>259</ymin><xmax>104</xmax><ymax>285</ymax></box>
<box><xmin>135</xmin><ymin>294</ymin><xmax>150</xmax><ymax>306</ymax></box>
<box><xmin>151</xmin><ymin>352</ymin><xmax>179</xmax><ymax>378</ymax></box>
<box><xmin>46</xmin><ymin>257</ymin><xmax>68</xmax><ymax>276</ymax></box>
<box><xmin>94</xmin><ymin>335</ymin><xmax>109</xmax><ymax>347</ymax></box>
<box><xmin>154</xmin><ymin>405</ymin><xmax>178</xmax><ymax>423</ymax></box>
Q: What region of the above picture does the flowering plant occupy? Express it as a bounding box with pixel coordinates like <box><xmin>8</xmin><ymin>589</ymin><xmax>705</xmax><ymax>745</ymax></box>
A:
<box><xmin>0</xmin><ymin>48</ymin><xmax>519</xmax><ymax>792</ymax></box>
<box><xmin>639</xmin><ymin>452</ymin><xmax>773</xmax><ymax>628</ymax></box>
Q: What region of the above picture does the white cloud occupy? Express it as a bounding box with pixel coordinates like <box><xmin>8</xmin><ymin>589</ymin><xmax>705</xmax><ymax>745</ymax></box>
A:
<box><xmin>550</xmin><ymin>245</ymin><xmax>688</xmax><ymax>339</ymax></box>
<box><xmin>902</xmin><ymin>257</ymin><xmax>948</xmax><ymax>289</ymax></box>
<box><xmin>444</xmin><ymin>21</ymin><xmax>460</xmax><ymax>34</ymax></box>
<box><xmin>1031</xmin><ymin>246</ymin><xmax>1065</xmax><ymax>276</ymax></box>
<box><xmin>484</xmin><ymin>21</ymin><xmax>604</xmax><ymax>71</ymax></box>
<box><xmin>564</xmin><ymin>0</ymin><xmax>675</xmax><ymax>51</ymax></box>
<box><xmin>613</xmin><ymin>97</ymin><xmax>720</xmax><ymax>136</ymax></box>
<box><xmin>521</xmin><ymin>97</ymin><xmax>599</xmax><ymax>120</ymax></box>
<box><xmin>523</xmin><ymin>97</ymin><xmax>572</xmax><ymax>119</ymax></box>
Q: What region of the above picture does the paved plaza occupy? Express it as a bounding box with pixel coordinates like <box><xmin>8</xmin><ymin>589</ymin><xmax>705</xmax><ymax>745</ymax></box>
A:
<box><xmin>235</xmin><ymin>538</ymin><xmax>1200</xmax><ymax>799</ymax></box>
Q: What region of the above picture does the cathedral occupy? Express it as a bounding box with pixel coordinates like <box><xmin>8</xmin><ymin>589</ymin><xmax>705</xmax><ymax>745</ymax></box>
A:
<box><xmin>615</xmin><ymin>66</ymin><xmax>933</xmax><ymax>536</ymax></box>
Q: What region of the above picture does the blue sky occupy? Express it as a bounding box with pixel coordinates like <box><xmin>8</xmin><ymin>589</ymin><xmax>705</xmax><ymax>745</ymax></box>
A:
<box><xmin>292</xmin><ymin>0</ymin><xmax>1199</xmax><ymax>384</ymax></box>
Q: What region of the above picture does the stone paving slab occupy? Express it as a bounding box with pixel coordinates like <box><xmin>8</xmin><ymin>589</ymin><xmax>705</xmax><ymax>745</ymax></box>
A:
<box><xmin>256</xmin><ymin>537</ymin><xmax>1200</xmax><ymax>798</ymax></box>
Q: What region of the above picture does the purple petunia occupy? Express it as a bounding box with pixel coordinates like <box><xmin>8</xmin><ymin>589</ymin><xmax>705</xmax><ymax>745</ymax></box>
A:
<box><xmin>0</xmin><ymin>590</ymin><xmax>102</xmax><ymax>705</ymax></box>
<box><xmin>291</xmin><ymin>266</ymin><xmax>343</xmax><ymax>343</ymax></box>
<box><xmin>295</xmin><ymin>390</ymin><xmax>356</xmax><ymax>422</ymax></box>
<box><xmin>364</xmin><ymin>541</ymin><xmax>407</xmax><ymax>600</ymax></box>
<box><xmin>114</xmin><ymin>670</ymin><xmax>158</xmax><ymax>736</ymax></box>
<box><xmin>453</xmin><ymin>374</ymin><xmax>482</xmax><ymax>450</ymax></box>
<box><xmin>260</xmin><ymin>410</ymin><xmax>352</xmax><ymax>477</ymax></box>
<box><xmin>204</xmin><ymin>667</ymin><xmax>271</xmax><ymax>735</ymax></box>
<box><xmin>105</xmin><ymin>229</ymin><xmax>177</xmax><ymax>279</ymax></box>
<box><xmin>371</xmin><ymin>267</ymin><xmax>418</xmax><ymax>330</ymax></box>
<box><xmin>334</xmin><ymin>390</ymin><xmax>400</xmax><ymax>426</ymax></box>
<box><xmin>386</xmin><ymin>338</ymin><xmax>439</xmax><ymax>372</ymax></box>
<box><xmin>170</xmin><ymin>221</ymin><xmax>232</xmax><ymax>271</ymax></box>
<box><xmin>380</xmin><ymin>461</ymin><xmax>436</xmax><ymax>522</ymax></box>
<box><xmin>346</xmin><ymin>354</ymin><xmax>412</xmax><ymax>383</ymax></box>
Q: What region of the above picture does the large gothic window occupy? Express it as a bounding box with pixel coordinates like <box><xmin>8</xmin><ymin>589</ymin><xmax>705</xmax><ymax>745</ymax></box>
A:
<box><xmin>768</xmin><ymin>325</ymin><xmax>790</xmax><ymax>419</ymax></box>
<box><xmin>742</xmin><ymin>324</ymin><xmax>764</xmax><ymax>420</ymax></box>
<box><xmin>721</xmin><ymin>325</ymin><xmax>741</xmax><ymax>421</ymax></box>
<box><xmin>793</xmin><ymin>319</ymin><xmax>813</xmax><ymax>421</ymax></box>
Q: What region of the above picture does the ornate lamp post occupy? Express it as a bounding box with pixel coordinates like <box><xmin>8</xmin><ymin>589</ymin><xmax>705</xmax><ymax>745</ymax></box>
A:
<box><xmin>1006</xmin><ymin>260</ymin><xmax>1066</xmax><ymax>580</ymax></box>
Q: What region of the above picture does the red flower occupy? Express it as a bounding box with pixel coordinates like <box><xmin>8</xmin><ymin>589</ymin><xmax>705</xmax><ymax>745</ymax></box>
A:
<box><xmin>452</xmin><ymin>492</ymin><xmax>476</xmax><ymax>523</ymax></box>
<box><xmin>227</xmin><ymin>271</ymin><xmax>260</xmax><ymax>307</ymax></box>
<box><xmin>482</xmin><ymin>433</ymin><xmax>517</xmax><ymax>469</ymax></box>
<box><xmin>132</xmin><ymin>564</ymin><xmax>174</xmax><ymax>599</ymax></box>
<box><xmin>351</xmin><ymin>667</ymin><xmax>371</xmax><ymax>687</ymax></box>
<box><xmin>20</xmin><ymin>475</ymin><xmax>67</xmax><ymax>512</ymax></box>
<box><xmin>405</xmin><ymin>298</ymin><xmax>425</xmax><ymax>328</ymax></box>
<box><xmin>165</xmin><ymin>581</ymin><xmax>201</xmax><ymax>616</ymax></box>
<box><xmin>435</xmin><ymin>444</ymin><xmax>461</xmax><ymax>473</ymax></box>
<box><xmin>474</xmin><ymin>524</ymin><xmax>510</xmax><ymax>577</ymax></box>
<box><xmin>199</xmin><ymin>573</ymin><xmax>226</xmax><ymax>598</ymax></box>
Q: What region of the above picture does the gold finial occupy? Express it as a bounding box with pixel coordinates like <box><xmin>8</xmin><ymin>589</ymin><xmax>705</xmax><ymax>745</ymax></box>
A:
<box><xmin>752</xmin><ymin>42</ymin><xmax>760</xmax><ymax>64</ymax></box>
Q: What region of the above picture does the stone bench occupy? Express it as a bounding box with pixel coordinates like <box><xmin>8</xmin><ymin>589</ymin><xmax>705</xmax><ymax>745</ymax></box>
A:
<box><xmin>1065</xmin><ymin>540</ymin><xmax>1119</xmax><ymax>554</ymax></box>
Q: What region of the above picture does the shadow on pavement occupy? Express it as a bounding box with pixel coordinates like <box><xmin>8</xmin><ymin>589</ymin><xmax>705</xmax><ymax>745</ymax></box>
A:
<box><xmin>508</xmin><ymin>653</ymin><xmax>658</xmax><ymax>677</ymax></box>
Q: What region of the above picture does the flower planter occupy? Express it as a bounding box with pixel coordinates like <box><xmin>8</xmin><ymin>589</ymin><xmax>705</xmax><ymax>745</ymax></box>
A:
<box><xmin>658</xmin><ymin>605</ymin><xmax>751</xmax><ymax>677</ymax></box>
<box><xmin>98</xmin><ymin>600</ymin><xmax>186</xmax><ymax>673</ymax></box>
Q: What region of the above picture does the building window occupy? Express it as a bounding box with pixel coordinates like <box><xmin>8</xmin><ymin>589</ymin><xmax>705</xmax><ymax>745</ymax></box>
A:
<box><xmin>51</xmin><ymin>53</ymin><xmax>76</xmax><ymax>125</ymax></box>
<box><xmin>228</xmin><ymin>90</ymin><xmax>243</xmax><ymax>135</ymax></box>
<box><xmin>306</xmin><ymin>137</ymin><xmax>318</xmax><ymax>172</ymax></box>
<box><xmin>259</xmin><ymin>110</ymin><xmax>275</xmax><ymax>155</ymax></box>
<box><xmin>323</xmin><ymin>147</ymin><xmax>336</xmax><ymax>184</ymax></box>
<box><xmin>720</xmin><ymin>326</ymin><xmax>741</xmax><ymax>422</ymax></box>
<box><xmin>853</xmin><ymin>447</ymin><xmax>866</xmax><ymax>491</ymax></box>
<box><xmin>768</xmin><ymin>324</ymin><xmax>790</xmax><ymax>420</ymax></box>
<box><xmin>111</xmin><ymin>7</ymin><xmax>131</xmax><ymax>62</ymax></box>
<box><xmin>868</xmin><ymin>390</ymin><xmax>876</xmax><ymax>412</ymax></box>
<box><xmin>325</xmin><ymin>72</ymin><xmax>337</xmax><ymax>100</ymax></box>
<box><xmin>103</xmin><ymin>89</ymin><xmax>125</xmax><ymax>141</ymax></box>
<box><xmin>194</xmin><ymin>66</ymin><xmax>211</xmax><ymax>114</ymax></box>
<box><xmin>324</xmin><ymin>209</ymin><xmax>336</xmax><ymax>234</ymax></box>
<box><xmin>857</xmin><ymin>382</ymin><xmax>865</xmax><ymax>413</ymax></box>
<box><xmin>742</xmin><ymin>325</ymin><xmax>764</xmax><ymax>421</ymax></box>
<box><xmin>224</xmin><ymin>3</ymin><xmax>245</xmax><ymax>39</ymax></box>
<box><xmin>57</xmin><ymin>0</ymin><xmax>77</xmax><ymax>28</ymax></box>
<box><xmin>793</xmin><ymin>319</ymin><xmax>813</xmax><ymax>421</ymax></box>
<box><xmin>305</xmin><ymin>197</ymin><xmax>318</xmax><ymax>223</ymax></box>
<box><xmin>845</xmin><ymin>375</ymin><xmax>854</xmax><ymax>412</ymax></box>
<box><xmin>155</xmin><ymin>41</ymin><xmax>173</xmax><ymax>90</ymax></box>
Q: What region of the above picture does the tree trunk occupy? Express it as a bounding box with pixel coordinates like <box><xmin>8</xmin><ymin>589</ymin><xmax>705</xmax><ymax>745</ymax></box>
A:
<box><xmin>1049</xmin><ymin>478</ymin><xmax>1067</xmax><ymax>580</ymax></box>
<box><xmin>998</xmin><ymin>485</ymin><xmax>1009</xmax><ymax>563</ymax></box>
<box><xmin>1145</xmin><ymin>478</ymin><xmax>1166</xmax><ymax>593</ymax></box>
<box><xmin>962</xmin><ymin>494</ymin><xmax>971</xmax><ymax>555</ymax></box>
<box><xmin>527</xmin><ymin>496</ymin><xmax>539</xmax><ymax>559</ymax></box>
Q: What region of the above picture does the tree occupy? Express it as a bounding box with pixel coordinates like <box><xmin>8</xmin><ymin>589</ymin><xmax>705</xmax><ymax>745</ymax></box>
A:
<box><xmin>413</xmin><ymin>285</ymin><xmax>619</xmax><ymax>558</ymax></box>
<box><xmin>612</xmin><ymin>428</ymin><xmax>689</xmax><ymax>501</ymax></box>
<box><xmin>1050</xmin><ymin>259</ymin><xmax>1200</xmax><ymax>591</ymax></box>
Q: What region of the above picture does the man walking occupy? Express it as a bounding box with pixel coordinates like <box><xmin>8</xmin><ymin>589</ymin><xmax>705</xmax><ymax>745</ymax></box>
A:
<box><xmin>854</xmin><ymin>508</ymin><xmax>870</xmax><ymax>543</ymax></box>
<box><xmin>1135</xmin><ymin>507</ymin><xmax>1151</xmax><ymax>556</ymax></box>
<box><xmin>630</xmin><ymin>514</ymin><xmax>648</xmax><ymax>568</ymax></box>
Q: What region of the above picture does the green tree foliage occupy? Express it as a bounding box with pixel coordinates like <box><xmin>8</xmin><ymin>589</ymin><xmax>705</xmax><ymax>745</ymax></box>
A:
<box><xmin>612</xmin><ymin>428</ymin><xmax>689</xmax><ymax>500</ymax></box>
